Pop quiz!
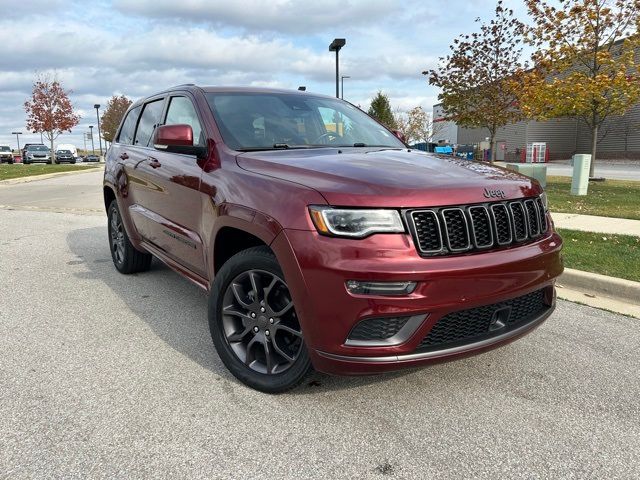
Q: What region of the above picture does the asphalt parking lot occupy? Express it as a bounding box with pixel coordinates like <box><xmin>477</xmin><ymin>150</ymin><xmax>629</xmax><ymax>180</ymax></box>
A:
<box><xmin>1</xmin><ymin>171</ymin><xmax>639</xmax><ymax>478</ymax></box>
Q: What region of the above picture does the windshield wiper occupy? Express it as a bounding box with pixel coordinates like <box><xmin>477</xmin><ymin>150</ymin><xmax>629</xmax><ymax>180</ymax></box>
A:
<box><xmin>237</xmin><ymin>144</ymin><xmax>332</xmax><ymax>152</ymax></box>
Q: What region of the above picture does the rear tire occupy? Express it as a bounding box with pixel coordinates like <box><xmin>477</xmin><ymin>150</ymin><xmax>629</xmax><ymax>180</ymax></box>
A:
<box><xmin>208</xmin><ymin>246</ymin><xmax>311</xmax><ymax>393</ymax></box>
<box><xmin>107</xmin><ymin>200</ymin><xmax>152</xmax><ymax>274</ymax></box>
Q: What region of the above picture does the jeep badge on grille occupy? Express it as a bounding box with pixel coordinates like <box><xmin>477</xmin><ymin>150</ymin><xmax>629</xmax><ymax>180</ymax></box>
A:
<box><xmin>483</xmin><ymin>188</ymin><xmax>506</xmax><ymax>199</ymax></box>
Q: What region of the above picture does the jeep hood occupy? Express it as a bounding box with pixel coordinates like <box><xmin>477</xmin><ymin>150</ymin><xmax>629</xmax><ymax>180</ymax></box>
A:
<box><xmin>236</xmin><ymin>148</ymin><xmax>541</xmax><ymax>208</ymax></box>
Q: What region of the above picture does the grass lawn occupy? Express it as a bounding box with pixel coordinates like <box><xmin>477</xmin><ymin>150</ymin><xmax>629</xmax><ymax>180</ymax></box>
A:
<box><xmin>0</xmin><ymin>164</ymin><xmax>98</xmax><ymax>181</ymax></box>
<box><xmin>558</xmin><ymin>228</ymin><xmax>640</xmax><ymax>282</ymax></box>
<box><xmin>546</xmin><ymin>176</ymin><xmax>640</xmax><ymax>220</ymax></box>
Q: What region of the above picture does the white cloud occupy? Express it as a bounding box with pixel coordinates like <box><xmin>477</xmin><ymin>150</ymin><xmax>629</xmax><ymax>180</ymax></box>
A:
<box><xmin>114</xmin><ymin>0</ymin><xmax>395</xmax><ymax>34</ymax></box>
<box><xmin>0</xmin><ymin>0</ymin><xmax>514</xmax><ymax>147</ymax></box>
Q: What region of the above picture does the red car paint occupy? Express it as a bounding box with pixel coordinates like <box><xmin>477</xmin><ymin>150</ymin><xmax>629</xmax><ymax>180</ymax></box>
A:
<box><xmin>103</xmin><ymin>86</ymin><xmax>563</xmax><ymax>375</ymax></box>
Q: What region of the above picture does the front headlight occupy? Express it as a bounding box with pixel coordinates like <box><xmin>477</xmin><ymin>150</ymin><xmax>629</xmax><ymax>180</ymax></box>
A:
<box><xmin>309</xmin><ymin>206</ymin><xmax>404</xmax><ymax>238</ymax></box>
<box><xmin>539</xmin><ymin>192</ymin><xmax>548</xmax><ymax>211</ymax></box>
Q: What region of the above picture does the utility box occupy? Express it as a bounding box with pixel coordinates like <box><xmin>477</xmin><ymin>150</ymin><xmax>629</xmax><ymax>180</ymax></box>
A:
<box><xmin>571</xmin><ymin>154</ymin><xmax>591</xmax><ymax>196</ymax></box>
<box><xmin>505</xmin><ymin>163</ymin><xmax>547</xmax><ymax>188</ymax></box>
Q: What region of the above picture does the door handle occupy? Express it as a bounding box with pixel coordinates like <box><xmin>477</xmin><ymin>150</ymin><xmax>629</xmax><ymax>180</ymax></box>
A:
<box><xmin>148</xmin><ymin>157</ymin><xmax>162</xmax><ymax>169</ymax></box>
<box><xmin>119</xmin><ymin>153</ymin><xmax>129</xmax><ymax>160</ymax></box>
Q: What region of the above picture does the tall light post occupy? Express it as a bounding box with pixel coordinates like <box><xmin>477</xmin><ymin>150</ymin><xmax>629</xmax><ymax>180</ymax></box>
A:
<box><xmin>89</xmin><ymin>125</ymin><xmax>95</xmax><ymax>155</ymax></box>
<box><xmin>94</xmin><ymin>104</ymin><xmax>103</xmax><ymax>157</ymax></box>
<box><xmin>11</xmin><ymin>131</ymin><xmax>22</xmax><ymax>153</ymax></box>
<box><xmin>341</xmin><ymin>75</ymin><xmax>350</xmax><ymax>100</ymax></box>
<box><xmin>329</xmin><ymin>38</ymin><xmax>346</xmax><ymax>98</ymax></box>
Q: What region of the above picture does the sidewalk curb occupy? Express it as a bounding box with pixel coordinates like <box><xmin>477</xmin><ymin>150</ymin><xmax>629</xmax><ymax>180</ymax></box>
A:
<box><xmin>0</xmin><ymin>165</ymin><xmax>103</xmax><ymax>186</ymax></box>
<box><xmin>559</xmin><ymin>268</ymin><xmax>640</xmax><ymax>305</ymax></box>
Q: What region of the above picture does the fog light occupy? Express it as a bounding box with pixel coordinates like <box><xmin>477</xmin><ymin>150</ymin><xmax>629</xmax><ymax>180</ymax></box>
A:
<box><xmin>345</xmin><ymin>280</ymin><xmax>417</xmax><ymax>296</ymax></box>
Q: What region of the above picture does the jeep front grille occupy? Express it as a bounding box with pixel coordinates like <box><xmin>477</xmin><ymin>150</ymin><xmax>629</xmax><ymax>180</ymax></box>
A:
<box><xmin>408</xmin><ymin>197</ymin><xmax>548</xmax><ymax>257</ymax></box>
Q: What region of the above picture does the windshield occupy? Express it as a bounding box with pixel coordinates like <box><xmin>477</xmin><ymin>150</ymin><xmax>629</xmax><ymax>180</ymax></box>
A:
<box><xmin>205</xmin><ymin>92</ymin><xmax>405</xmax><ymax>151</ymax></box>
<box><xmin>57</xmin><ymin>150</ymin><xmax>70</xmax><ymax>154</ymax></box>
<box><xmin>28</xmin><ymin>145</ymin><xmax>49</xmax><ymax>152</ymax></box>
<box><xmin>0</xmin><ymin>146</ymin><xmax>10</xmax><ymax>152</ymax></box>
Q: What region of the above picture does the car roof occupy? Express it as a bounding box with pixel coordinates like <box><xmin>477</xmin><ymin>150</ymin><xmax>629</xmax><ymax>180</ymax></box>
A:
<box><xmin>131</xmin><ymin>85</ymin><xmax>336</xmax><ymax>107</ymax></box>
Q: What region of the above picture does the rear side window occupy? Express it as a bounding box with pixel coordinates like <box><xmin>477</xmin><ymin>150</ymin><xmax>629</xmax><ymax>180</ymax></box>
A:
<box><xmin>134</xmin><ymin>99</ymin><xmax>165</xmax><ymax>147</ymax></box>
<box><xmin>165</xmin><ymin>96</ymin><xmax>204</xmax><ymax>146</ymax></box>
<box><xmin>118</xmin><ymin>105</ymin><xmax>141</xmax><ymax>145</ymax></box>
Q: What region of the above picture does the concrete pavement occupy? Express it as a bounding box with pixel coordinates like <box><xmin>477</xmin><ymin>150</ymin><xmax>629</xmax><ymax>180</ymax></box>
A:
<box><xmin>0</xmin><ymin>167</ymin><xmax>103</xmax><ymax>214</ymax></box>
<box><xmin>546</xmin><ymin>160</ymin><xmax>640</xmax><ymax>181</ymax></box>
<box><xmin>551</xmin><ymin>212</ymin><xmax>640</xmax><ymax>236</ymax></box>
<box><xmin>1</xmin><ymin>208</ymin><xmax>639</xmax><ymax>478</ymax></box>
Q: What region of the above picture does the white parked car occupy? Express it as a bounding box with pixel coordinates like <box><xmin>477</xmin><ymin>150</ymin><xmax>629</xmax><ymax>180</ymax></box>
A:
<box><xmin>0</xmin><ymin>144</ymin><xmax>14</xmax><ymax>164</ymax></box>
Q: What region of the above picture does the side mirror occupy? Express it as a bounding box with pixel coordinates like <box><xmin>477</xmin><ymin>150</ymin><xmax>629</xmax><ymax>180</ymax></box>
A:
<box><xmin>153</xmin><ymin>124</ymin><xmax>206</xmax><ymax>157</ymax></box>
<box><xmin>392</xmin><ymin>129</ymin><xmax>407</xmax><ymax>144</ymax></box>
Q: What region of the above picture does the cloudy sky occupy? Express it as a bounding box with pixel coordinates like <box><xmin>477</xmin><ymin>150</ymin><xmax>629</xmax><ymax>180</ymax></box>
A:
<box><xmin>0</xmin><ymin>0</ymin><xmax>528</xmax><ymax>149</ymax></box>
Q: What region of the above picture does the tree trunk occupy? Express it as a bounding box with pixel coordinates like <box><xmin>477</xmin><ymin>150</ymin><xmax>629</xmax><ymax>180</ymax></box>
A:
<box><xmin>489</xmin><ymin>131</ymin><xmax>496</xmax><ymax>163</ymax></box>
<box><xmin>589</xmin><ymin>124</ymin><xmax>597</xmax><ymax>178</ymax></box>
<box><xmin>50</xmin><ymin>135</ymin><xmax>55</xmax><ymax>164</ymax></box>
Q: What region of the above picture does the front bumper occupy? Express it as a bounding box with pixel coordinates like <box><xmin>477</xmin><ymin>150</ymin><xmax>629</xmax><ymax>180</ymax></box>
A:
<box><xmin>271</xmin><ymin>227</ymin><xmax>563</xmax><ymax>375</ymax></box>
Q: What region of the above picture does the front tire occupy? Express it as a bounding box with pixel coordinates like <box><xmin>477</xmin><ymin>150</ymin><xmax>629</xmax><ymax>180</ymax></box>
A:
<box><xmin>208</xmin><ymin>246</ymin><xmax>311</xmax><ymax>393</ymax></box>
<box><xmin>107</xmin><ymin>200</ymin><xmax>152</xmax><ymax>274</ymax></box>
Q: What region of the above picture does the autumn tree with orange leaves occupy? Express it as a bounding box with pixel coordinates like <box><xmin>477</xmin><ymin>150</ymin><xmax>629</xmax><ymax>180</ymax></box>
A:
<box><xmin>518</xmin><ymin>0</ymin><xmax>640</xmax><ymax>177</ymax></box>
<box><xmin>100</xmin><ymin>95</ymin><xmax>132</xmax><ymax>143</ymax></box>
<box><xmin>24</xmin><ymin>75</ymin><xmax>80</xmax><ymax>163</ymax></box>
<box><xmin>425</xmin><ymin>1</ymin><xmax>525</xmax><ymax>162</ymax></box>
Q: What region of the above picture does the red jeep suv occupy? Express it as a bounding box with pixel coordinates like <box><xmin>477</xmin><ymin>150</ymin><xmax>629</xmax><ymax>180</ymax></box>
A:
<box><xmin>103</xmin><ymin>85</ymin><xmax>563</xmax><ymax>392</ymax></box>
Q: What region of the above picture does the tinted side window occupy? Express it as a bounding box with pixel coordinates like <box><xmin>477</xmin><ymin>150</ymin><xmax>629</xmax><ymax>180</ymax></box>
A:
<box><xmin>134</xmin><ymin>99</ymin><xmax>164</xmax><ymax>147</ymax></box>
<box><xmin>118</xmin><ymin>105</ymin><xmax>141</xmax><ymax>145</ymax></box>
<box><xmin>165</xmin><ymin>96</ymin><xmax>204</xmax><ymax>146</ymax></box>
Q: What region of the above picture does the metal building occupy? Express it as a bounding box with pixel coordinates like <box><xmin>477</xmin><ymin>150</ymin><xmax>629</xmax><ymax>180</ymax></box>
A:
<box><xmin>432</xmin><ymin>102</ymin><xmax>640</xmax><ymax>161</ymax></box>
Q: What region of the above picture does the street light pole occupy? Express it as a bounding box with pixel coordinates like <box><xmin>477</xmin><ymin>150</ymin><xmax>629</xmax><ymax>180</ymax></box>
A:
<box><xmin>341</xmin><ymin>75</ymin><xmax>350</xmax><ymax>100</ymax></box>
<box><xmin>89</xmin><ymin>126</ymin><xmax>95</xmax><ymax>155</ymax></box>
<box><xmin>329</xmin><ymin>38</ymin><xmax>346</xmax><ymax>98</ymax></box>
<box><xmin>11</xmin><ymin>131</ymin><xmax>22</xmax><ymax>153</ymax></box>
<box><xmin>94</xmin><ymin>104</ymin><xmax>103</xmax><ymax>157</ymax></box>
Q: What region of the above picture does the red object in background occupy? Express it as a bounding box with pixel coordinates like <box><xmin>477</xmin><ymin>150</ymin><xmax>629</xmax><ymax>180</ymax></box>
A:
<box><xmin>14</xmin><ymin>156</ymin><xmax>22</xmax><ymax>163</ymax></box>
<box><xmin>103</xmin><ymin>86</ymin><xmax>563</xmax><ymax>386</ymax></box>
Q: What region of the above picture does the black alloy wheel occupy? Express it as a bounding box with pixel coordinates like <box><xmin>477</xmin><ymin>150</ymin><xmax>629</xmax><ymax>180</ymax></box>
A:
<box><xmin>209</xmin><ymin>246</ymin><xmax>311</xmax><ymax>393</ymax></box>
<box><xmin>107</xmin><ymin>200</ymin><xmax>152</xmax><ymax>274</ymax></box>
<box><xmin>222</xmin><ymin>269</ymin><xmax>303</xmax><ymax>374</ymax></box>
<box><xmin>109</xmin><ymin>206</ymin><xmax>126</xmax><ymax>266</ymax></box>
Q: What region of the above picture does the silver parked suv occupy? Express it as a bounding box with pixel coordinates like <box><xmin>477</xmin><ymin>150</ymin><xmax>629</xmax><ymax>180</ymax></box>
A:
<box><xmin>23</xmin><ymin>145</ymin><xmax>51</xmax><ymax>164</ymax></box>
